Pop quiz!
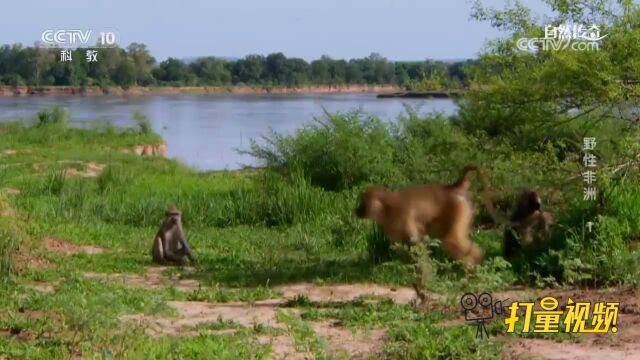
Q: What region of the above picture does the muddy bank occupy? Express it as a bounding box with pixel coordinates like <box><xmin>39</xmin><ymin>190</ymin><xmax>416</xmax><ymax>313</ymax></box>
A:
<box><xmin>376</xmin><ymin>90</ymin><xmax>464</xmax><ymax>99</ymax></box>
<box><xmin>0</xmin><ymin>84</ymin><xmax>401</xmax><ymax>97</ymax></box>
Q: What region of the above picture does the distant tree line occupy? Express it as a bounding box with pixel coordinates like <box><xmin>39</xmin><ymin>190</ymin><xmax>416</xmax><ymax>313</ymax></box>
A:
<box><xmin>0</xmin><ymin>43</ymin><xmax>475</xmax><ymax>89</ymax></box>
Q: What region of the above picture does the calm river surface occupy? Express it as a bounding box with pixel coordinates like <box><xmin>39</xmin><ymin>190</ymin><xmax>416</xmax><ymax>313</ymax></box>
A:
<box><xmin>0</xmin><ymin>94</ymin><xmax>457</xmax><ymax>170</ymax></box>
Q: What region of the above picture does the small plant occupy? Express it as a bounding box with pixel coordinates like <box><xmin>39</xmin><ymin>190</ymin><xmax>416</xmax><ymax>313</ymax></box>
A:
<box><xmin>0</xmin><ymin>221</ymin><xmax>20</xmax><ymax>282</ymax></box>
<box><xmin>367</xmin><ymin>224</ymin><xmax>395</xmax><ymax>264</ymax></box>
<box><xmin>45</xmin><ymin>169</ymin><xmax>67</xmax><ymax>196</ymax></box>
<box><xmin>133</xmin><ymin>111</ymin><xmax>153</xmax><ymax>135</ymax></box>
<box><xmin>35</xmin><ymin>106</ymin><xmax>69</xmax><ymax>128</ymax></box>
<box><xmin>97</xmin><ymin>165</ymin><xmax>131</xmax><ymax>193</ymax></box>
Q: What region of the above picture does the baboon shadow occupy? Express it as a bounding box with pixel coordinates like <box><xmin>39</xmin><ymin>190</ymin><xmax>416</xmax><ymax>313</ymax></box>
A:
<box><xmin>189</xmin><ymin>256</ymin><xmax>382</xmax><ymax>287</ymax></box>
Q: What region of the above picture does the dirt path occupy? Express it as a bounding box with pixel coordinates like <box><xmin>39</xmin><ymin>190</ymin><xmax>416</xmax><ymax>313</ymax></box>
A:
<box><xmin>83</xmin><ymin>265</ymin><xmax>638</xmax><ymax>360</ymax></box>
<box><xmin>102</xmin><ymin>267</ymin><xmax>411</xmax><ymax>359</ymax></box>
<box><xmin>25</xmin><ymin>239</ymin><xmax>636</xmax><ymax>360</ymax></box>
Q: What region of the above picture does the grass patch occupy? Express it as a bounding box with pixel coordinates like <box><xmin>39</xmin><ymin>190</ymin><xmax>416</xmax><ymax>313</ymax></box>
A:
<box><xmin>0</xmin><ymin>105</ymin><xmax>637</xmax><ymax>358</ymax></box>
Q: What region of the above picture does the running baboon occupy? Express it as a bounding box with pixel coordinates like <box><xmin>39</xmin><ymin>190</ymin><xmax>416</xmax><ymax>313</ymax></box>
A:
<box><xmin>355</xmin><ymin>164</ymin><xmax>501</xmax><ymax>266</ymax></box>
<box><xmin>151</xmin><ymin>206</ymin><xmax>195</xmax><ymax>265</ymax></box>
<box><xmin>503</xmin><ymin>190</ymin><xmax>555</xmax><ymax>259</ymax></box>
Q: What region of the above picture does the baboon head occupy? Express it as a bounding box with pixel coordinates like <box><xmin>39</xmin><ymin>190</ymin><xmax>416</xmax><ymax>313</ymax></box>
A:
<box><xmin>523</xmin><ymin>191</ymin><xmax>541</xmax><ymax>211</ymax></box>
<box><xmin>165</xmin><ymin>206</ymin><xmax>181</xmax><ymax>224</ymax></box>
<box><xmin>355</xmin><ymin>186</ymin><xmax>387</xmax><ymax>221</ymax></box>
<box><xmin>511</xmin><ymin>191</ymin><xmax>541</xmax><ymax>220</ymax></box>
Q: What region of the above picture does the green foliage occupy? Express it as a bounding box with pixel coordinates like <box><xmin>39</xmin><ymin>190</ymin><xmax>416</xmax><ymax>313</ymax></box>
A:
<box><xmin>461</xmin><ymin>0</ymin><xmax>640</xmax><ymax>153</ymax></box>
<box><xmin>245</xmin><ymin>110</ymin><xmax>401</xmax><ymax>191</ymax></box>
<box><xmin>44</xmin><ymin>170</ymin><xmax>67</xmax><ymax>196</ymax></box>
<box><xmin>459</xmin><ymin>0</ymin><xmax>640</xmax><ymax>286</ymax></box>
<box><xmin>557</xmin><ymin>178</ymin><xmax>640</xmax><ymax>286</ymax></box>
<box><xmin>35</xmin><ymin>106</ymin><xmax>69</xmax><ymax>128</ymax></box>
<box><xmin>366</xmin><ymin>224</ymin><xmax>395</xmax><ymax>264</ymax></box>
<box><xmin>403</xmin><ymin>59</ymin><xmax>476</xmax><ymax>91</ymax></box>
<box><xmin>1</xmin><ymin>3</ymin><xmax>640</xmax><ymax>358</ymax></box>
<box><xmin>0</xmin><ymin>43</ymin><xmax>471</xmax><ymax>87</ymax></box>
<box><xmin>380</xmin><ymin>321</ymin><xmax>501</xmax><ymax>359</ymax></box>
<box><xmin>0</xmin><ymin>218</ymin><xmax>20</xmax><ymax>283</ymax></box>
<box><xmin>132</xmin><ymin>111</ymin><xmax>153</xmax><ymax>135</ymax></box>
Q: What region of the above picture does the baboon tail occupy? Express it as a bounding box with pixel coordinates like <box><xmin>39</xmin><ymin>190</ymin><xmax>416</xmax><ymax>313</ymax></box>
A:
<box><xmin>455</xmin><ymin>164</ymin><xmax>502</xmax><ymax>225</ymax></box>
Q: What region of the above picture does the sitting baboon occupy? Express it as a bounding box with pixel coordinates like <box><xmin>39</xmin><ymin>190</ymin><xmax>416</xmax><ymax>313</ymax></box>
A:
<box><xmin>151</xmin><ymin>206</ymin><xmax>196</xmax><ymax>265</ymax></box>
<box><xmin>503</xmin><ymin>190</ymin><xmax>555</xmax><ymax>259</ymax></box>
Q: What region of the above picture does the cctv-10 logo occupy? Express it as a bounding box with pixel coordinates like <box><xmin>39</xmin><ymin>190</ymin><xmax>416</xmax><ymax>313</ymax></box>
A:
<box><xmin>40</xmin><ymin>30</ymin><xmax>118</xmax><ymax>48</ymax></box>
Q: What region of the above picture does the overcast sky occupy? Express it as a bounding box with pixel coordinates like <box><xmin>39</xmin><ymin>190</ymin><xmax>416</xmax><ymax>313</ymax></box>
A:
<box><xmin>0</xmin><ymin>0</ymin><xmax>550</xmax><ymax>61</ymax></box>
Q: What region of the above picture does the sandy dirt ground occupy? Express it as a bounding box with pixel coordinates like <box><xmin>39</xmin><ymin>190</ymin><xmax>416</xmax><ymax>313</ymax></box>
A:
<box><xmin>10</xmin><ymin>236</ymin><xmax>639</xmax><ymax>359</ymax></box>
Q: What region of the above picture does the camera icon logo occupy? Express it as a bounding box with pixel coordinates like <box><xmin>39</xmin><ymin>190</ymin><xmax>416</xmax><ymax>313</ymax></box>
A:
<box><xmin>460</xmin><ymin>292</ymin><xmax>507</xmax><ymax>339</ymax></box>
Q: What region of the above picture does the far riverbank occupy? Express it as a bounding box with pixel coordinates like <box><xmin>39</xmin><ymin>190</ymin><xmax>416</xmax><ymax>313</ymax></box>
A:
<box><xmin>0</xmin><ymin>84</ymin><xmax>403</xmax><ymax>97</ymax></box>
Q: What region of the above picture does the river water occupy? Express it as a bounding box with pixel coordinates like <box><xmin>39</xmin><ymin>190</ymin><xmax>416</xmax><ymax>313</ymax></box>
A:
<box><xmin>0</xmin><ymin>94</ymin><xmax>457</xmax><ymax>170</ymax></box>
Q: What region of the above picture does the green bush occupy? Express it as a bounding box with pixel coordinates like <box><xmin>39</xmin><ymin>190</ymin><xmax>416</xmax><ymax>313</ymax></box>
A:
<box><xmin>133</xmin><ymin>111</ymin><xmax>153</xmax><ymax>135</ymax></box>
<box><xmin>35</xmin><ymin>106</ymin><xmax>69</xmax><ymax>128</ymax></box>
<box><xmin>245</xmin><ymin>110</ymin><xmax>400</xmax><ymax>191</ymax></box>
<box><xmin>522</xmin><ymin>176</ymin><xmax>640</xmax><ymax>286</ymax></box>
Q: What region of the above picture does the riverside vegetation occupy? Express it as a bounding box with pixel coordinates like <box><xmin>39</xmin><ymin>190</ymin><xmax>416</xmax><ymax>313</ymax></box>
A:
<box><xmin>1</xmin><ymin>0</ymin><xmax>640</xmax><ymax>359</ymax></box>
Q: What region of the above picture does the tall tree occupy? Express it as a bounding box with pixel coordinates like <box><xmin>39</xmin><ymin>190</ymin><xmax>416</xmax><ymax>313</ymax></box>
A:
<box><xmin>126</xmin><ymin>43</ymin><xmax>155</xmax><ymax>85</ymax></box>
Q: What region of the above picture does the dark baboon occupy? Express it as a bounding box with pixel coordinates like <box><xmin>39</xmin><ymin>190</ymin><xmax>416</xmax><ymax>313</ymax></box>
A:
<box><xmin>503</xmin><ymin>190</ymin><xmax>555</xmax><ymax>259</ymax></box>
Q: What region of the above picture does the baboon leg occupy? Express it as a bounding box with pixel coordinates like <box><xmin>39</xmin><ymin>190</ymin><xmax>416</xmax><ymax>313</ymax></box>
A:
<box><xmin>442</xmin><ymin>205</ymin><xmax>483</xmax><ymax>266</ymax></box>
<box><xmin>163</xmin><ymin>240</ymin><xmax>186</xmax><ymax>265</ymax></box>
<box><xmin>152</xmin><ymin>237</ymin><xmax>165</xmax><ymax>264</ymax></box>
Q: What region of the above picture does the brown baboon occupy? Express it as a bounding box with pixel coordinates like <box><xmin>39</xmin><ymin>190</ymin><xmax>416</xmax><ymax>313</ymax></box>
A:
<box><xmin>151</xmin><ymin>206</ymin><xmax>195</xmax><ymax>265</ymax></box>
<box><xmin>355</xmin><ymin>164</ymin><xmax>501</xmax><ymax>266</ymax></box>
<box><xmin>503</xmin><ymin>190</ymin><xmax>555</xmax><ymax>260</ymax></box>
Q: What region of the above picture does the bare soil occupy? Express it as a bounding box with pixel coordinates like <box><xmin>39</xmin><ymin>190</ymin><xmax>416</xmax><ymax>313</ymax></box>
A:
<box><xmin>310</xmin><ymin>320</ymin><xmax>385</xmax><ymax>359</ymax></box>
<box><xmin>110</xmin><ymin>268</ymin><xmax>406</xmax><ymax>358</ymax></box>
<box><xmin>130</xmin><ymin>144</ymin><xmax>168</xmax><ymax>157</ymax></box>
<box><xmin>274</xmin><ymin>282</ymin><xmax>419</xmax><ymax>304</ymax></box>
<box><xmin>63</xmin><ymin>161</ymin><xmax>106</xmax><ymax>177</ymax></box>
<box><xmin>84</xmin><ymin>266</ymin><xmax>199</xmax><ymax>291</ymax></box>
<box><xmin>15</xmin><ymin>252</ymin><xmax>53</xmax><ymax>272</ymax></box>
<box><xmin>2</xmin><ymin>188</ymin><xmax>20</xmax><ymax>195</ymax></box>
<box><xmin>15</xmin><ymin>240</ymin><xmax>54</xmax><ymax>273</ymax></box>
<box><xmin>61</xmin><ymin>263</ymin><xmax>640</xmax><ymax>359</ymax></box>
<box><xmin>100</xmin><ymin>265</ymin><xmax>640</xmax><ymax>359</ymax></box>
<box><xmin>43</xmin><ymin>236</ymin><xmax>105</xmax><ymax>255</ymax></box>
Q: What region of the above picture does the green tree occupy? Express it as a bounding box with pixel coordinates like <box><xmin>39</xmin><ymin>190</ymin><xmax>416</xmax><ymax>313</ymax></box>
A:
<box><xmin>126</xmin><ymin>43</ymin><xmax>155</xmax><ymax>85</ymax></box>
<box><xmin>112</xmin><ymin>59</ymin><xmax>136</xmax><ymax>88</ymax></box>
<box><xmin>283</xmin><ymin>57</ymin><xmax>309</xmax><ymax>85</ymax></box>
<box><xmin>345</xmin><ymin>60</ymin><xmax>363</xmax><ymax>84</ymax></box>
<box><xmin>310</xmin><ymin>56</ymin><xmax>331</xmax><ymax>84</ymax></box>
<box><xmin>461</xmin><ymin>0</ymin><xmax>640</xmax><ymax>147</ymax></box>
<box><xmin>328</xmin><ymin>59</ymin><xmax>347</xmax><ymax>84</ymax></box>
<box><xmin>265</xmin><ymin>52</ymin><xmax>288</xmax><ymax>85</ymax></box>
<box><xmin>87</xmin><ymin>47</ymin><xmax>125</xmax><ymax>87</ymax></box>
<box><xmin>154</xmin><ymin>57</ymin><xmax>192</xmax><ymax>84</ymax></box>
<box><xmin>232</xmin><ymin>55</ymin><xmax>266</xmax><ymax>84</ymax></box>
<box><xmin>189</xmin><ymin>57</ymin><xmax>232</xmax><ymax>85</ymax></box>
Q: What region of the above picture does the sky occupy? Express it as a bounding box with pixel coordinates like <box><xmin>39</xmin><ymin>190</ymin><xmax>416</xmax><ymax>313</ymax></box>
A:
<box><xmin>0</xmin><ymin>0</ymin><xmax>551</xmax><ymax>62</ymax></box>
